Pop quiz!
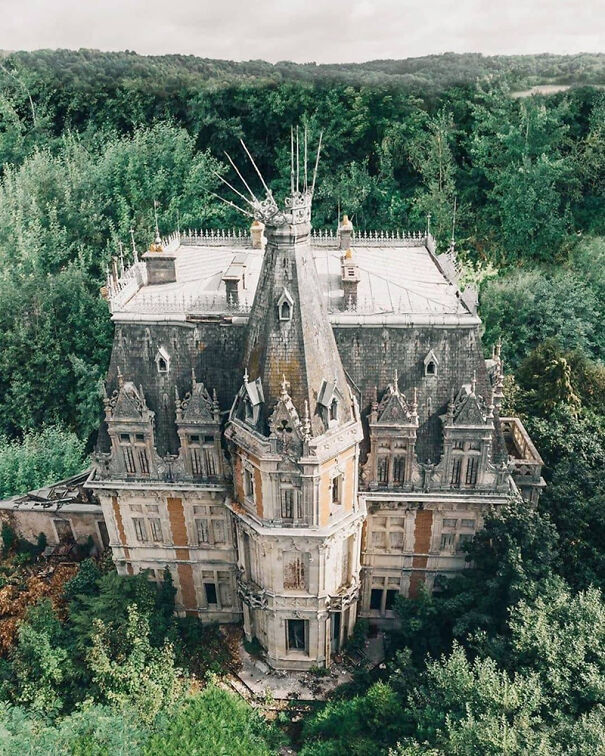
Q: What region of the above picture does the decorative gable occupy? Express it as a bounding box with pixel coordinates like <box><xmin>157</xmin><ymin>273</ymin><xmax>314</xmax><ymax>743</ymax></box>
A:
<box><xmin>377</xmin><ymin>386</ymin><xmax>413</xmax><ymax>424</ymax></box>
<box><xmin>268</xmin><ymin>378</ymin><xmax>303</xmax><ymax>454</ymax></box>
<box><xmin>449</xmin><ymin>382</ymin><xmax>489</xmax><ymax>427</ymax></box>
<box><xmin>176</xmin><ymin>375</ymin><xmax>218</xmax><ymax>425</ymax></box>
<box><xmin>105</xmin><ymin>374</ymin><xmax>153</xmax><ymax>425</ymax></box>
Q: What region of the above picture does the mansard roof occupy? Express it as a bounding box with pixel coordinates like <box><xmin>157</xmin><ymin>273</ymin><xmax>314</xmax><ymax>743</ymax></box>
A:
<box><xmin>98</xmin><ymin>217</ymin><xmax>497</xmax><ymax>462</ymax></box>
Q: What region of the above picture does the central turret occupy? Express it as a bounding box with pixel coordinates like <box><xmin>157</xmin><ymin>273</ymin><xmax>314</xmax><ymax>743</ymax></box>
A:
<box><xmin>239</xmin><ymin>191</ymin><xmax>352</xmax><ymax>438</ymax></box>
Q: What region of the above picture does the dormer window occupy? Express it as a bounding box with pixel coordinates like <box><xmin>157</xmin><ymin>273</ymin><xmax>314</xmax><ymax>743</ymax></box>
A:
<box><xmin>424</xmin><ymin>349</ymin><xmax>439</xmax><ymax>377</ymax></box>
<box><xmin>280</xmin><ymin>300</ymin><xmax>291</xmax><ymax>321</ymax></box>
<box><xmin>155</xmin><ymin>347</ymin><xmax>170</xmax><ymax>374</ymax></box>
<box><xmin>277</xmin><ymin>287</ymin><xmax>294</xmax><ymax>322</ymax></box>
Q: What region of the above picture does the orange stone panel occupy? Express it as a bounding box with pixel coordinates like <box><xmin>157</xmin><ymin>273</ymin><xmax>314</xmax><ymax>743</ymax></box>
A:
<box><xmin>177</xmin><ymin>563</ymin><xmax>197</xmax><ymax>611</ymax></box>
<box><xmin>112</xmin><ymin>496</ymin><xmax>130</xmax><ymax>559</ymax></box>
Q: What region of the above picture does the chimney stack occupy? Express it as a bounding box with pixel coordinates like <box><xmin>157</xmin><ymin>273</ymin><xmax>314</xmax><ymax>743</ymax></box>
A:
<box><xmin>250</xmin><ymin>220</ymin><xmax>265</xmax><ymax>249</ymax></box>
<box><xmin>338</xmin><ymin>214</ymin><xmax>353</xmax><ymax>250</ymax></box>
<box><xmin>341</xmin><ymin>247</ymin><xmax>360</xmax><ymax>310</ymax></box>
<box><xmin>142</xmin><ymin>235</ymin><xmax>176</xmax><ymax>285</ymax></box>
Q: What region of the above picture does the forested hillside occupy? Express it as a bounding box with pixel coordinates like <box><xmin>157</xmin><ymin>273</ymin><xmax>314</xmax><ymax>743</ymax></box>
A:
<box><xmin>0</xmin><ymin>49</ymin><xmax>602</xmax><ymax>753</ymax></box>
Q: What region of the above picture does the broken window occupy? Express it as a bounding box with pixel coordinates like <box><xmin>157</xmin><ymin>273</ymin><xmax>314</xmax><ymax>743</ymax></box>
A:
<box><xmin>204</xmin><ymin>583</ymin><xmax>217</xmax><ymax>605</ymax></box>
<box><xmin>243</xmin><ymin>467</ymin><xmax>254</xmax><ymax>501</ymax></box>
<box><xmin>283</xmin><ymin>552</ymin><xmax>307</xmax><ymax>591</ymax></box>
<box><xmin>53</xmin><ymin>518</ymin><xmax>73</xmax><ymax>544</ymax></box>
<box><xmin>287</xmin><ymin>619</ymin><xmax>307</xmax><ymax>652</ymax></box>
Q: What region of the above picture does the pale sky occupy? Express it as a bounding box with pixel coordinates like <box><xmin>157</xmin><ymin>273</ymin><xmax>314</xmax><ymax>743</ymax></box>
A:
<box><xmin>0</xmin><ymin>0</ymin><xmax>602</xmax><ymax>63</ymax></box>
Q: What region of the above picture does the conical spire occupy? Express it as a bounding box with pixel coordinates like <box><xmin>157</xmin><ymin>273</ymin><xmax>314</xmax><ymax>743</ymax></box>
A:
<box><xmin>241</xmin><ymin>194</ymin><xmax>351</xmax><ymax>438</ymax></box>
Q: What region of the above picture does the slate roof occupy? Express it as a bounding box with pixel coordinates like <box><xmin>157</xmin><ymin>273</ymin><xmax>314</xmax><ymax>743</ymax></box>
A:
<box><xmin>98</xmin><ymin>231</ymin><xmax>496</xmax><ymax>464</ymax></box>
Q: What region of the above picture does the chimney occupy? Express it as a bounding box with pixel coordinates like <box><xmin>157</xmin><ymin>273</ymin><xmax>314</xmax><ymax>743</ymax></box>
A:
<box><xmin>222</xmin><ymin>253</ymin><xmax>247</xmax><ymax>309</ymax></box>
<box><xmin>142</xmin><ymin>236</ymin><xmax>176</xmax><ymax>285</ymax></box>
<box><xmin>250</xmin><ymin>220</ymin><xmax>265</xmax><ymax>249</ymax></box>
<box><xmin>341</xmin><ymin>247</ymin><xmax>360</xmax><ymax>310</ymax></box>
<box><xmin>338</xmin><ymin>214</ymin><xmax>353</xmax><ymax>250</ymax></box>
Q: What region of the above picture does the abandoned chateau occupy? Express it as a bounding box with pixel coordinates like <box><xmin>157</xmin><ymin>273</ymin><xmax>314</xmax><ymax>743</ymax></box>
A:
<box><xmin>2</xmin><ymin>176</ymin><xmax>545</xmax><ymax>671</ymax></box>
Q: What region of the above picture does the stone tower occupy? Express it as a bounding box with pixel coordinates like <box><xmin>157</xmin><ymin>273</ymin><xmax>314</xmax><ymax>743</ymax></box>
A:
<box><xmin>225</xmin><ymin>188</ymin><xmax>364</xmax><ymax>669</ymax></box>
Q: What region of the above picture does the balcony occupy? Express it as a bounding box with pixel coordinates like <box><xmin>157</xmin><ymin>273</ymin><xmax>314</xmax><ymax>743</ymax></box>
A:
<box><xmin>500</xmin><ymin>417</ymin><xmax>546</xmax><ymax>503</ymax></box>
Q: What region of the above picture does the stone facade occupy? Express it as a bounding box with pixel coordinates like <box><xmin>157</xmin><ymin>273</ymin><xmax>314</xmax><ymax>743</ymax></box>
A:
<box><xmin>88</xmin><ymin>181</ymin><xmax>544</xmax><ymax>669</ymax></box>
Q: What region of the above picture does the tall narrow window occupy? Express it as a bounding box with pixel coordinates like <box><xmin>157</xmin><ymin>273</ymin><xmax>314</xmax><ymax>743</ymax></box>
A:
<box><xmin>212</xmin><ymin>520</ymin><xmax>226</xmax><ymax>545</ymax></box>
<box><xmin>203</xmin><ymin>436</ymin><xmax>217</xmax><ymax>477</ymax></box>
<box><xmin>281</xmin><ymin>488</ymin><xmax>295</xmax><ymax>519</ymax></box>
<box><xmin>205</xmin><ymin>583</ymin><xmax>217</xmax><ymax>605</ymax></box>
<box><xmin>133</xmin><ymin>518</ymin><xmax>147</xmax><ymax>542</ymax></box>
<box><xmin>286</xmin><ymin>619</ymin><xmax>307</xmax><ymax>652</ymax></box>
<box><xmin>331</xmin><ymin>474</ymin><xmax>342</xmax><ymax>505</ymax></box>
<box><xmin>465</xmin><ymin>456</ymin><xmax>479</xmax><ymax>485</ymax></box>
<box><xmin>451</xmin><ymin>458</ymin><xmax>462</xmax><ymax>485</ymax></box>
<box><xmin>123</xmin><ymin>447</ymin><xmax>136</xmax><ymax>474</ymax></box>
<box><xmin>329</xmin><ymin>398</ymin><xmax>338</xmax><ymax>421</ymax></box>
<box><xmin>279</xmin><ymin>300</ymin><xmax>291</xmax><ymax>321</ymax></box>
<box><xmin>137</xmin><ymin>448</ymin><xmax>150</xmax><ymax>475</ymax></box>
<box><xmin>243</xmin><ymin>467</ymin><xmax>254</xmax><ymax>501</ymax></box>
<box><xmin>392</xmin><ymin>455</ymin><xmax>406</xmax><ymax>484</ymax></box>
<box><xmin>196</xmin><ymin>518</ymin><xmax>210</xmax><ymax>544</ymax></box>
<box><xmin>283</xmin><ymin>552</ymin><xmax>306</xmax><ymax>590</ymax></box>
<box><xmin>377</xmin><ymin>456</ymin><xmax>389</xmax><ymax>484</ymax></box>
<box><xmin>149</xmin><ymin>518</ymin><xmax>163</xmax><ymax>542</ymax></box>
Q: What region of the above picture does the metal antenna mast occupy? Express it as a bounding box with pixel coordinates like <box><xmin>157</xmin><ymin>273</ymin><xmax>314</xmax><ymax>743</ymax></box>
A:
<box><xmin>290</xmin><ymin>127</ymin><xmax>295</xmax><ymax>195</ymax></box>
<box><xmin>295</xmin><ymin>126</ymin><xmax>300</xmax><ymax>193</ymax></box>
<box><xmin>240</xmin><ymin>139</ymin><xmax>272</xmax><ymax>196</ymax></box>
<box><xmin>311</xmin><ymin>130</ymin><xmax>323</xmax><ymax>197</ymax></box>
<box><xmin>304</xmin><ymin>126</ymin><xmax>308</xmax><ymax>193</ymax></box>
<box><xmin>224</xmin><ymin>150</ymin><xmax>258</xmax><ymax>203</ymax></box>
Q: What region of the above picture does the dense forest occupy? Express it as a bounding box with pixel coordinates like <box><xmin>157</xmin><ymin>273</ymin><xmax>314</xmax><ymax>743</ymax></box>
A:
<box><xmin>0</xmin><ymin>49</ymin><xmax>602</xmax><ymax>753</ymax></box>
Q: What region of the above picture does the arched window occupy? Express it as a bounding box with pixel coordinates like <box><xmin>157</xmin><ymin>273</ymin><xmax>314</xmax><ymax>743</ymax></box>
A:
<box><xmin>280</xmin><ymin>300</ymin><xmax>291</xmax><ymax>321</ymax></box>
<box><xmin>155</xmin><ymin>347</ymin><xmax>170</xmax><ymax>374</ymax></box>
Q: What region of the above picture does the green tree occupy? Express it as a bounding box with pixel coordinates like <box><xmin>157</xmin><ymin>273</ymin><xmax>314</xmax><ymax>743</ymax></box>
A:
<box><xmin>87</xmin><ymin>604</ymin><xmax>186</xmax><ymax>723</ymax></box>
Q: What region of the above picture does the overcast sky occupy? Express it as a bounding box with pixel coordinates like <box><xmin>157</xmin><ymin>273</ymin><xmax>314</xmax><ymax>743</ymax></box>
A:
<box><xmin>1</xmin><ymin>0</ymin><xmax>602</xmax><ymax>63</ymax></box>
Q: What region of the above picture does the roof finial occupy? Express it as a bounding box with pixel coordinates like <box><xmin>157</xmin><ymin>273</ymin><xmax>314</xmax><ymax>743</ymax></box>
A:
<box><xmin>394</xmin><ymin>368</ymin><xmax>399</xmax><ymax>390</ymax></box>
<box><xmin>426</xmin><ymin>212</ymin><xmax>431</xmax><ymax>237</ymax></box>
<box><xmin>191</xmin><ymin>366</ymin><xmax>196</xmax><ymax>388</ymax></box>
<box><xmin>243</xmin><ymin>366</ymin><xmax>249</xmax><ymax>384</ymax></box>
<box><xmin>280</xmin><ymin>374</ymin><xmax>290</xmax><ymax>398</ymax></box>
<box><xmin>153</xmin><ymin>200</ymin><xmax>161</xmax><ymax>244</ymax></box>
<box><xmin>117</xmin><ymin>366</ymin><xmax>124</xmax><ymax>389</ymax></box>
<box><xmin>471</xmin><ymin>371</ymin><xmax>477</xmax><ymax>395</ymax></box>
<box><xmin>303</xmin><ymin>399</ymin><xmax>311</xmax><ymax>440</ymax></box>
<box><xmin>129</xmin><ymin>228</ymin><xmax>138</xmax><ymax>263</ymax></box>
<box><xmin>450</xmin><ymin>196</ymin><xmax>457</xmax><ymax>249</ymax></box>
